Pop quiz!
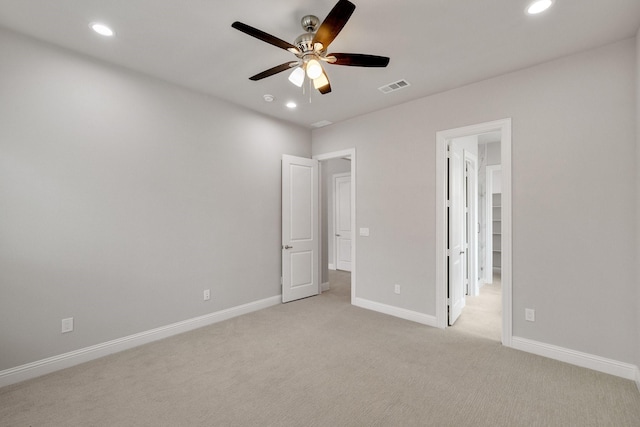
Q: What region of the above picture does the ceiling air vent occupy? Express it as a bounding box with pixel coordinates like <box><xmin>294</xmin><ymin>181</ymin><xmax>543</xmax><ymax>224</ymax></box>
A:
<box><xmin>379</xmin><ymin>79</ymin><xmax>410</xmax><ymax>94</ymax></box>
<box><xmin>311</xmin><ymin>120</ymin><xmax>333</xmax><ymax>128</ymax></box>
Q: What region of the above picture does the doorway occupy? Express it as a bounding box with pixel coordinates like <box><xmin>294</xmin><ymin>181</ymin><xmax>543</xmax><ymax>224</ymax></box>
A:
<box><xmin>435</xmin><ymin>119</ymin><xmax>512</xmax><ymax>346</ymax></box>
<box><xmin>314</xmin><ymin>149</ymin><xmax>356</xmax><ymax>302</ymax></box>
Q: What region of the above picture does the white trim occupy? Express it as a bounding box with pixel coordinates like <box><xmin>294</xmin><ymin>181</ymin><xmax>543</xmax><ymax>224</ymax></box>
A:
<box><xmin>0</xmin><ymin>295</ymin><xmax>280</xmax><ymax>388</ymax></box>
<box><xmin>636</xmin><ymin>366</ymin><xmax>640</xmax><ymax>393</ymax></box>
<box><xmin>328</xmin><ymin>264</ymin><xmax>336</xmax><ymax>270</ymax></box>
<box><xmin>435</xmin><ymin>118</ymin><xmax>512</xmax><ymax>347</ymax></box>
<box><xmin>313</xmin><ymin>149</ymin><xmax>356</xmax><ymax>303</ymax></box>
<box><xmin>321</xmin><ymin>281</ymin><xmax>330</xmax><ymax>292</ymax></box>
<box><xmin>435</xmin><ymin>136</ymin><xmax>447</xmax><ymax>329</ymax></box>
<box><xmin>354</xmin><ymin>298</ymin><xmax>438</xmax><ymax>327</ymax></box>
<box><xmin>511</xmin><ymin>336</ymin><xmax>638</xmax><ymax>381</ymax></box>
<box><xmin>501</xmin><ymin>121</ymin><xmax>512</xmax><ymax>347</ymax></box>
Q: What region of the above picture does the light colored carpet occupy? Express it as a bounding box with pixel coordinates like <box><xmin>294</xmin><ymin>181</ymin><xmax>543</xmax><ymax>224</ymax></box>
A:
<box><xmin>453</xmin><ymin>274</ymin><xmax>502</xmax><ymax>342</ymax></box>
<box><xmin>2</xmin><ymin>270</ymin><xmax>639</xmax><ymax>426</ymax></box>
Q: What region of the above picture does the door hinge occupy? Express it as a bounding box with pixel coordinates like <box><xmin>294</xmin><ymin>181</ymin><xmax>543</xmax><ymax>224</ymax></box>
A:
<box><xmin>446</xmin><ymin>249</ymin><xmax>451</xmax><ymax>257</ymax></box>
<box><xmin>447</xmin><ymin>298</ymin><xmax>451</xmax><ymax>306</ymax></box>
<box><xmin>280</xmin><ymin>277</ymin><xmax>283</xmax><ymax>286</ymax></box>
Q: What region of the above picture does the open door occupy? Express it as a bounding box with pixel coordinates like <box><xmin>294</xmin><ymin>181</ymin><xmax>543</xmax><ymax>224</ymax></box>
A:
<box><xmin>448</xmin><ymin>141</ymin><xmax>466</xmax><ymax>325</ymax></box>
<box><xmin>282</xmin><ymin>155</ymin><xmax>319</xmax><ymax>303</ymax></box>
<box><xmin>334</xmin><ymin>173</ymin><xmax>352</xmax><ymax>272</ymax></box>
<box><xmin>464</xmin><ymin>152</ymin><xmax>478</xmax><ymax>296</ymax></box>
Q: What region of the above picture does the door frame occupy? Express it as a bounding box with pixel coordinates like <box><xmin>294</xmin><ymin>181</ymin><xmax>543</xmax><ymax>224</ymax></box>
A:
<box><xmin>314</xmin><ymin>149</ymin><xmax>356</xmax><ymax>302</ymax></box>
<box><xmin>333</xmin><ymin>172</ymin><xmax>351</xmax><ymax>272</ymax></box>
<box><xmin>435</xmin><ymin>119</ymin><xmax>512</xmax><ymax>346</ymax></box>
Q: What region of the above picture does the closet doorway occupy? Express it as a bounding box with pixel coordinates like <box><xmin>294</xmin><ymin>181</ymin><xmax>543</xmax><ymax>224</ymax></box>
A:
<box><xmin>435</xmin><ymin>119</ymin><xmax>512</xmax><ymax>346</ymax></box>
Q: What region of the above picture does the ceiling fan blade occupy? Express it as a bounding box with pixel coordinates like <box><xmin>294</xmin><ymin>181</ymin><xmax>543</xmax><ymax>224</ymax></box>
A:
<box><xmin>249</xmin><ymin>62</ymin><xmax>299</xmax><ymax>81</ymax></box>
<box><xmin>312</xmin><ymin>0</ymin><xmax>356</xmax><ymax>50</ymax></box>
<box><xmin>319</xmin><ymin>83</ymin><xmax>332</xmax><ymax>94</ymax></box>
<box><xmin>232</xmin><ymin>22</ymin><xmax>300</xmax><ymax>54</ymax></box>
<box><xmin>328</xmin><ymin>53</ymin><xmax>390</xmax><ymax>67</ymax></box>
<box><xmin>314</xmin><ymin>70</ymin><xmax>332</xmax><ymax>95</ymax></box>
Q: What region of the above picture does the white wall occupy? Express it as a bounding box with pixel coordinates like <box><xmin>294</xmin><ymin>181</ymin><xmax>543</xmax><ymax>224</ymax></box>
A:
<box><xmin>636</xmin><ymin>27</ymin><xmax>640</xmax><ymax>378</ymax></box>
<box><xmin>0</xmin><ymin>29</ymin><xmax>310</xmax><ymax>371</ymax></box>
<box><xmin>486</xmin><ymin>141</ymin><xmax>501</xmax><ymax>166</ymax></box>
<box><xmin>312</xmin><ymin>38</ymin><xmax>637</xmax><ymax>364</ymax></box>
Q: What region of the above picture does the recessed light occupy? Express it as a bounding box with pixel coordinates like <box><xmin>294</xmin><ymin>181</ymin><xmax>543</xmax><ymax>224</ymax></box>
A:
<box><xmin>90</xmin><ymin>22</ymin><xmax>114</xmax><ymax>37</ymax></box>
<box><xmin>286</xmin><ymin>102</ymin><xmax>297</xmax><ymax>109</ymax></box>
<box><xmin>526</xmin><ymin>0</ymin><xmax>554</xmax><ymax>15</ymax></box>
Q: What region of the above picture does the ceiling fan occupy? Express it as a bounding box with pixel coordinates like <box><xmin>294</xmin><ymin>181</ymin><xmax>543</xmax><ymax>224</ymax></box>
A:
<box><xmin>231</xmin><ymin>0</ymin><xmax>390</xmax><ymax>94</ymax></box>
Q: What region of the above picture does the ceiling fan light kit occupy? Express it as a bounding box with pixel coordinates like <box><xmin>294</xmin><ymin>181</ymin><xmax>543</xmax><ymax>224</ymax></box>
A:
<box><xmin>288</xmin><ymin>67</ymin><xmax>305</xmax><ymax>87</ymax></box>
<box><xmin>305</xmin><ymin>59</ymin><xmax>323</xmax><ymax>79</ymax></box>
<box><xmin>231</xmin><ymin>0</ymin><xmax>390</xmax><ymax>95</ymax></box>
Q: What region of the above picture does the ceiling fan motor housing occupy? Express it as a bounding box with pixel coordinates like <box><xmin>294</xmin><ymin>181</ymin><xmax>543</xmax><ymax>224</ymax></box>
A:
<box><xmin>294</xmin><ymin>32</ymin><xmax>317</xmax><ymax>55</ymax></box>
<box><xmin>301</xmin><ymin>15</ymin><xmax>320</xmax><ymax>32</ymax></box>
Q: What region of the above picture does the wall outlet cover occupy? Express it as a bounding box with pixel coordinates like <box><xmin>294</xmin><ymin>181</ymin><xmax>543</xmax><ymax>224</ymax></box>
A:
<box><xmin>61</xmin><ymin>317</ymin><xmax>74</xmax><ymax>333</ymax></box>
<box><xmin>525</xmin><ymin>308</ymin><xmax>535</xmax><ymax>322</ymax></box>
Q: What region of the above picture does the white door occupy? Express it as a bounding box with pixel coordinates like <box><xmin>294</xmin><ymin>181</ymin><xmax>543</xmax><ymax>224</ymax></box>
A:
<box><xmin>334</xmin><ymin>174</ymin><xmax>351</xmax><ymax>271</ymax></box>
<box><xmin>448</xmin><ymin>141</ymin><xmax>466</xmax><ymax>325</ymax></box>
<box><xmin>282</xmin><ymin>155</ymin><xmax>319</xmax><ymax>303</ymax></box>
<box><xmin>464</xmin><ymin>153</ymin><xmax>478</xmax><ymax>296</ymax></box>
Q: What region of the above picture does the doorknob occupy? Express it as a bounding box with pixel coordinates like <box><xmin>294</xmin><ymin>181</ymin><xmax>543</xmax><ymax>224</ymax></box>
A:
<box><xmin>460</xmin><ymin>251</ymin><xmax>465</xmax><ymax>255</ymax></box>
<box><xmin>335</xmin><ymin>234</ymin><xmax>341</xmax><ymax>237</ymax></box>
<box><xmin>283</xmin><ymin>245</ymin><xmax>293</xmax><ymax>249</ymax></box>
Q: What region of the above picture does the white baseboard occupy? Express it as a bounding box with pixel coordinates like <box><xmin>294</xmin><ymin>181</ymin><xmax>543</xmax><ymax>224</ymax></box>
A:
<box><xmin>321</xmin><ymin>281</ymin><xmax>330</xmax><ymax>292</ymax></box>
<box><xmin>511</xmin><ymin>336</ymin><xmax>638</xmax><ymax>381</ymax></box>
<box><xmin>328</xmin><ymin>264</ymin><xmax>336</xmax><ymax>270</ymax></box>
<box><xmin>636</xmin><ymin>365</ymin><xmax>640</xmax><ymax>393</ymax></box>
<box><xmin>0</xmin><ymin>295</ymin><xmax>281</xmax><ymax>388</ymax></box>
<box><xmin>354</xmin><ymin>297</ymin><xmax>438</xmax><ymax>327</ymax></box>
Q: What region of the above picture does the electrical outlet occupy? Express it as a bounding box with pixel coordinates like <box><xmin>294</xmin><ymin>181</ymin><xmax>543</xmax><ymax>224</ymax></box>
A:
<box><xmin>525</xmin><ymin>308</ymin><xmax>535</xmax><ymax>322</ymax></box>
<box><xmin>203</xmin><ymin>289</ymin><xmax>211</xmax><ymax>301</ymax></box>
<box><xmin>61</xmin><ymin>317</ymin><xmax>74</xmax><ymax>333</ymax></box>
<box><xmin>394</xmin><ymin>284</ymin><xmax>401</xmax><ymax>295</ymax></box>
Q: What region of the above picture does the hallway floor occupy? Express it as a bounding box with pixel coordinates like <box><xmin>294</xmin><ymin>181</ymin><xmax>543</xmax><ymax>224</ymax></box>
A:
<box><xmin>452</xmin><ymin>274</ymin><xmax>502</xmax><ymax>341</ymax></box>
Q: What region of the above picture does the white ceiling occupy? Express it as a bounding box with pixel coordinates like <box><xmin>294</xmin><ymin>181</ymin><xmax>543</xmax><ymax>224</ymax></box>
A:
<box><xmin>1</xmin><ymin>0</ymin><xmax>638</xmax><ymax>129</ymax></box>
